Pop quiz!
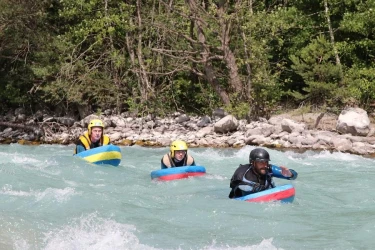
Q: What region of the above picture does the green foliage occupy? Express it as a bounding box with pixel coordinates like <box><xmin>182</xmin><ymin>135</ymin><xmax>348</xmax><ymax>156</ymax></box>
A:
<box><xmin>250</xmin><ymin>78</ymin><xmax>284</xmax><ymax>119</ymax></box>
<box><xmin>337</xmin><ymin>0</ymin><xmax>375</xmax><ymax>67</ymax></box>
<box><xmin>290</xmin><ymin>104</ymin><xmax>313</xmax><ymax>116</ymax></box>
<box><xmin>339</xmin><ymin>1</ymin><xmax>375</xmax><ymax>37</ymax></box>
<box><xmin>36</xmin><ymin>0</ymin><xmax>136</xmax><ymax>112</ymax></box>
<box><xmin>154</xmin><ymin>76</ymin><xmax>221</xmax><ymax>116</ymax></box>
<box><xmin>40</xmin><ymin>64</ymin><xmax>126</xmax><ymax>109</ymax></box>
<box><xmin>344</xmin><ymin>66</ymin><xmax>375</xmax><ymax>108</ymax></box>
<box><xmin>0</xmin><ymin>1</ymin><xmax>59</xmax><ymax>111</ymax></box>
<box><xmin>225</xmin><ymin>102</ymin><xmax>250</xmax><ymax>120</ymax></box>
<box><xmin>2</xmin><ymin>0</ymin><xmax>375</xmax><ymax>117</ymax></box>
<box><xmin>290</xmin><ymin>35</ymin><xmax>342</xmax><ymax>105</ymax></box>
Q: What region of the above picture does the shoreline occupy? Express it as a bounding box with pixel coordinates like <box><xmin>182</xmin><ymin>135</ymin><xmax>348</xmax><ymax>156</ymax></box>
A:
<box><xmin>1</xmin><ymin>109</ymin><xmax>375</xmax><ymax>157</ymax></box>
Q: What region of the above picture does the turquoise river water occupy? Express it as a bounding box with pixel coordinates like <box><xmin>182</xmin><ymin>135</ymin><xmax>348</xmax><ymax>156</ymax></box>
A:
<box><xmin>0</xmin><ymin>144</ymin><xmax>374</xmax><ymax>250</ymax></box>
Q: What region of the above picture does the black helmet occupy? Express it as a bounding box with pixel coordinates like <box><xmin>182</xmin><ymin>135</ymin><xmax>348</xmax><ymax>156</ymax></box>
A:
<box><xmin>249</xmin><ymin>148</ymin><xmax>270</xmax><ymax>163</ymax></box>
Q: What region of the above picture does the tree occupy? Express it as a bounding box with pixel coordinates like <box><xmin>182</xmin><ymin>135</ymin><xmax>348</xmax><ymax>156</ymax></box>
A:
<box><xmin>0</xmin><ymin>0</ymin><xmax>51</xmax><ymax>112</ymax></box>
<box><xmin>290</xmin><ymin>35</ymin><xmax>342</xmax><ymax>105</ymax></box>
<box><xmin>39</xmin><ymin>0</ymin><xmax>135</xmax><ymax>115</ymax></box>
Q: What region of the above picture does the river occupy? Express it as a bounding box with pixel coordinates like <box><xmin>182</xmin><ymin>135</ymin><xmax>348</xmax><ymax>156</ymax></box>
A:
<box><xmin>0</xmin><ymin>144</ymin><xmax>374</xmax><ymax>250</ymax></box>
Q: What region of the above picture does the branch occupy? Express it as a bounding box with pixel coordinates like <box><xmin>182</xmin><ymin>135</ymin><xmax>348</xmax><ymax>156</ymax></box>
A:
<box><xmin>314</xmin><ymin>112</ymin><xmax>325</xmax><ymax>129</ymax></box>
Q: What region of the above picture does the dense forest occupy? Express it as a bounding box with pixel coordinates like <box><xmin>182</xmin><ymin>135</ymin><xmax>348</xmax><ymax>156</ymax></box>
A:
<box><xmin>1</xmin><ymin>0</ymin><xmax>375</xmax><ymax>120</ymax></box>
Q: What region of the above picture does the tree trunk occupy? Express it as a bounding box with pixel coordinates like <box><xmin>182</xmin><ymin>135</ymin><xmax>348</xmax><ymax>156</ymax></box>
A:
<box><xmin>104</xmin><ymin>0</ymin><xmax>122</xmax><ymax>114</ymax></box>
<box><xmin>186</xmin><ymin>0</ymin><xmax>230</xmax><ymax>105</ymax></box>
<box><xmin>136</xmin><ymin>0</ymin><xmax>152</xmax><ymax>100</ymax></box>
<box><xmin>324</xmin><ymin>0</ymin><xmax>343</xmax><ymax>85</ymax></box>
<box><xmin>240</xmin><ymin>0</ymin><xmax>253</xmax><ymax>99</ymax></box>
<box><xmin>217</xmin><ymin>2</ymin><xmax>243</xmax><ymax>96</ymax></box>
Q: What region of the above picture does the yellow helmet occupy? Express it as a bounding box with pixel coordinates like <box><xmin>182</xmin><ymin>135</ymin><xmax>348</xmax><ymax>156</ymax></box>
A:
<box><xmin>170</xmin><ymin>140</ymin><xmax>188</xmax><ymax>157</ymax></box>
<box><xmin>88</xmin><ymin>119</ymin><xmax>104</xmax><ymax>135</ymax></box>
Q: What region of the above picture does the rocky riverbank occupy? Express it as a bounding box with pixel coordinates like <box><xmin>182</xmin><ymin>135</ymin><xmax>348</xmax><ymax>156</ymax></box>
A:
<box><xmin>1</xmin><ymin>107</ymin><xmax>375</xmax><ymax>156</ymax></box>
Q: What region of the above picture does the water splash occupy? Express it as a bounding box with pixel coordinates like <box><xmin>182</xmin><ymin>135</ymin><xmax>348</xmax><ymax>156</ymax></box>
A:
<box><xmin>42</xmin><ymin>213</ymin><xmax>155</xmax><ymax>250</ymax></box>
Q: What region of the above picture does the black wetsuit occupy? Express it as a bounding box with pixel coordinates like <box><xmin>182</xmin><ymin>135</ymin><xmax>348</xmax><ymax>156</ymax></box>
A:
<box><xmin>160</xmin><ymin>154</ymin><xmax>195</xmax><ymax>169</ymax></box>
<box><xmin>228</xmin><ymin>164</ymin><xmax>275</xmax><ymax>199</ymax></box>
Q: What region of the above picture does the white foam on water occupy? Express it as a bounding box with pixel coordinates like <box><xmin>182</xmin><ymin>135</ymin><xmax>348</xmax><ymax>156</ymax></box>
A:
<box><xmin>204</xmin><ymin>174</ymin><xmax>228</xmax><ymax>180</ymax></box>
<box><xmin>0</xmin><ymin>185</ymin><xmax>79</xmax><ymax>202</ymax></box>
<box><xmin>35</xmin><ymin>187</ymin><xmax>79</xmax><ymax>203</ymax></box>
<box><xmin>202</xmin><ymin>238</ymin><xmax>282</xmax><ymax>250</ymax></box>
<box><xmin>13</xmin><ymin>237</ymin><xmax>31</xmax><ymax>250</ymax></box>
<box><xmin>232</xmin><ymin>145</ymin><xmax>257</xmax><ymax>159</ymax></box>
<box><xmin>89</xmin><ymin>183</ymin><xmax>106</xmax><ymax>187</ymax></box>
<box><xmin>63</xmin><ymin>179</ymin><xmax>78</xmax><ymax>187</ymax></box>
<box><xmin>42</xmin><ymin>213</ymin><xmax>158</xmax><ymax>250</ymax></box>
<box><xmin>1</xmin><ymin>184</ymin><xmax>33</xmax><ymax>197</ymax></box>
<box><xmin>12</xmin><ymin>156</ymin><xmax>41</xmax><ymax>164</ymax></box>
<box><xmin>300</xmin><ymin>150</ymin><xmax>363</xmax><ymax>162</ymax></box>
<box><xmin>94</xmin><ymin>170</ymin><xmax>109</xmax><ymax>175</ymax></box>
<box><xmin>192</xmin><ymin>147</ymin><xmax>249</xmax><ymax>162</ymax></box>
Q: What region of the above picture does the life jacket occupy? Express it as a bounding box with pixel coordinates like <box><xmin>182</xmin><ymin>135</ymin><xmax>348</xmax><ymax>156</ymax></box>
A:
<box><xmin>161</xmin><ymin>153</ymin><xmax>194</xmax><ymax>168</ymax></box>
<box><xmin>74</xmin><ymin>131</ymin><xmax>110</xmax><ymax>154</ymax></box>
<box><xmin>229</xmin><ymin>164</ymin><xmax>274</xmax><ymax>198</ymax></box>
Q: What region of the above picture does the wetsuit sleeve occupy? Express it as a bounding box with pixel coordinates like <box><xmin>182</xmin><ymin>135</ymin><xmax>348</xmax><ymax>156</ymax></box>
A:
<box><xmin>76</xmin><ymin>145</ymin><xmax>86</xmax><ymax>154</ymax></box>
<box><xmin>161</xmin><ymin>159</ymin><xmax>168</xmax><ymax>169</ymax></box>
<box><xmin>188</xmin><ymin>155</ymin><xmax>195</xmax><ymax>166</ymax></box>
<box><xmin>270</xmin><ymin>164</ymin><xmax>298</xmax><ymax>180</ymax></box>
<box><xmin>161</xmin><ymin>154</ymin><xmax>171</xmax><ymax>169</ymax></box>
